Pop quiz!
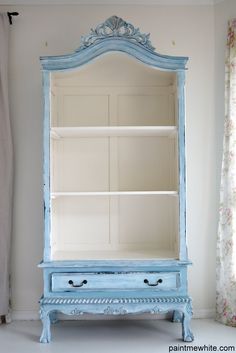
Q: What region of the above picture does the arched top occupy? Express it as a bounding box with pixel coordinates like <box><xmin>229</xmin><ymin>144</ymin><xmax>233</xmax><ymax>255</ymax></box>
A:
<box><xmin>40</xmin><ymin>16</ymin><xmax>188</xmax><ymax>71</ymax></box>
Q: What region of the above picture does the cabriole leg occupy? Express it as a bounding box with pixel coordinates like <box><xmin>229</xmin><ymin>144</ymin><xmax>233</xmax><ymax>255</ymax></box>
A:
<box><xmin>40</xmin><ymin>306</ymin><xmax>51</xmax><ymax>343</ymax></box>
<box><xmin>172</xmin><ymin>310</ymin><xmax>183</xmax><ymax>323</ymax></box>
<box><xmin>182</xmin><ymin>303</ymin><xmax>194</xmax><ymax>342</ymax></box>
<box><xmin>50</xmin><ymin>311</ymin><xmax>58</xmax><ymax>324</ymax></box>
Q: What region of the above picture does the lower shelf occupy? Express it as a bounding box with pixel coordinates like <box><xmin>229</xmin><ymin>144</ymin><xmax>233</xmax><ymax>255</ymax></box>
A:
<box><xmin>52</xmin><ymin>250</ymin><xmax>178</xmax><ymax>261</ymax></box>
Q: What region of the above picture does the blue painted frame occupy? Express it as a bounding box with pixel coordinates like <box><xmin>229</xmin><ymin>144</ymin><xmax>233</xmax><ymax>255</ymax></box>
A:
<box><xmin>39</xmin><ymin>16</ymin><xmax>193</xmax><ymax>343</ymax></box>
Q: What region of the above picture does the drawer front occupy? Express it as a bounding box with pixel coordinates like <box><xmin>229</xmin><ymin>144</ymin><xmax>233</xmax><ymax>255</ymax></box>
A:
<box><xmin>51</xmin><ymin>272</ymin><xmax>180</xmax><ymax>292</ymax></box>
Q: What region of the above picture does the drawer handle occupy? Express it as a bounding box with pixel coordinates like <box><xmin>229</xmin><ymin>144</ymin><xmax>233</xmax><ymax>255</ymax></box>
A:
<box><xmin>68</xmin><ymin>279</ymin><xmax>87</xmax><ymax>288</ymax></box>
<box><xmin>144</xmin><ymin>278</ymin><xmax>163</xmax><ymax>287</ymax></box>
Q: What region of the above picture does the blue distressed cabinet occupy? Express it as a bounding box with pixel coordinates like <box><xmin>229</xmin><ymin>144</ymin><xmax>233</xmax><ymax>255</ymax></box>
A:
<box><xmin>39</xmin><ymin>16</ymin><xmax>193</xmax><ymax>343</ymax></box>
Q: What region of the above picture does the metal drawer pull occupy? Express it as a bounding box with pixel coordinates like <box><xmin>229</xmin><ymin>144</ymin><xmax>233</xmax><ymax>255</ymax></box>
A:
<box><xmin>68</xmin><ymin>279</ymin><xmax>87</xmax><ymax>288</ymax></box>
<box><xmin>144</xmin><ymin>278</ymin><xmax>163</xmax><ymax>287</ymax></box>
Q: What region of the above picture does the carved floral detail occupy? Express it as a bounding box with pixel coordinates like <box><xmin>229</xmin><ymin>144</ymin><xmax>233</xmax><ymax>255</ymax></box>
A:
<box><xmin>77</xmin><ymin>16</ymin><xmax>155</xmax><ymax>52</ymax></box>
<box><xmin>70</xmin><ymin>308</ymin><xmax>84</xmax><ymax>315</ymax></box>
<box><xmin>103</xmin><ymin>306</ymin><xmax>128</xmax><ymax>315</ymax></box>
<box><xmin>150</xmin><ymin>306</ymin><xmax>167</xmax><ymax>314</ymax></box>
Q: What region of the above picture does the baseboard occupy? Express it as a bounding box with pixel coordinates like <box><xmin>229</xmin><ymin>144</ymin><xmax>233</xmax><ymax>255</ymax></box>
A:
<box><xmin>193</xmin><ymin>309</ymin><xmax>215</xmax><ymax>319</ymax></box>
<box><xmin>11</xmin><ymin>310</ymin><xmax>39</xmax><ymax>321</ymax></box>
<box><xmin>11</xmin><ymin>309</ymin><xmax>215</xmax><ymax>321</ymax></box>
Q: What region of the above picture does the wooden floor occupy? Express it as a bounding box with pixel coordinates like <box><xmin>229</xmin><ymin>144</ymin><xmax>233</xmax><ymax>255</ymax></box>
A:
<box><xmin>0</xmin><ymin>319</ymin><xmax>235</xmax><ymax>352</ymax></box>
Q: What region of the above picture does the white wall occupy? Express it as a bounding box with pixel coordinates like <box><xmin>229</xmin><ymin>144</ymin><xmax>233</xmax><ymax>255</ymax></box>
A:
<box><xmin>0</xmin><ymin>4</ymin><xmax>217</xmax><ymax>318</ymax></box>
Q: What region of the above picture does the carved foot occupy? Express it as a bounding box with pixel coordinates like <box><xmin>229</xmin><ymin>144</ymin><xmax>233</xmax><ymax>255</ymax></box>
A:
<box><xmin>183</xmin><ymin>331</ymin><xmax>194</xmax><ymax>342</ymax></box>
<box><xmin>182</xmin><ymin>302</ymin><xmax>194</xmax><ymax>342</ymax></box>
<box><xmin>172</xmin><ymin>310</ymin><xmax>183</xmax><ymax>323</ymax></box>
<box><xmin>40</xmin><ymin>307</ymin><xmax>51</xmax><ymax>343</ymax></box>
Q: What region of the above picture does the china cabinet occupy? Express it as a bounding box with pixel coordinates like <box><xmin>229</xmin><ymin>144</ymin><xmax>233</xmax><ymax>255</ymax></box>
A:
<box><xmin>39</xmin><ymin>16</ymin><xmax>193</xmax><ymax>343</ymax></box>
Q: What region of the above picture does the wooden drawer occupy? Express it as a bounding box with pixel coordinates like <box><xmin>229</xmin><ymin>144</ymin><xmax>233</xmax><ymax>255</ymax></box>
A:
<box><xmin>51</xmin><ymin>272</ymin><xmax>180</xmax><ymax>292</ymax></box>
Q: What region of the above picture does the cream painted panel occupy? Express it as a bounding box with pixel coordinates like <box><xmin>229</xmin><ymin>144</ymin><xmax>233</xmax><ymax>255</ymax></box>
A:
<box><xmin>52</xmin><ymin>86</ymin><xmax>175</xmax><ymax>127</ymax></box>
<box><xmin>117</xmin><ymin>137</ymin><xmax>177</xmax><ymax>191</ymax></box>
<box><xmin>58</xmin><ymin>95</ymin><xmax>109</xmax><ymax>127</ymax></box>
<box><xmin>118</xmin><ymin>196</ymin><xmax>177</xmax><ymax>250</ymax></box>
<box><xmin>51</xmin><ymin>195</ymin><xmax>178</xmax><ymax>257</ymax></box>
<box><xmin>118</xmin><ymin>94</ymin><xmax>175</xmax><ymax>126</ymax></box>
<box><xmin>52</xmin><ymin>52</ymin><xmax>176</xmax><ymax>87</ymax></box>
<box><xmin>53</xmin><ymin>138</ymin><xmax>109</xmax><ymax>191</ymax></box>
<box><xmin>52</xmin><ymin>197</ymin><xmax>110</xmax><ymax>252</ymax></box>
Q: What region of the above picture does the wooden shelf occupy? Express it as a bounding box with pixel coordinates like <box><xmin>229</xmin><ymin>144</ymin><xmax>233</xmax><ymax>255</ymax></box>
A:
<box><xmin>52</xmin><ymin>249</ymin><xmax>178</xmax><ymax>261</ymax></box>
<box><xmin>51</xmin><ymin>191</ymin><xmax>178</xmax><ymax>198</ymax></box>
<box><xmin>51</xmin><ymin>126</ymin><xmax>177</xmax><ymax>138</ymax></box>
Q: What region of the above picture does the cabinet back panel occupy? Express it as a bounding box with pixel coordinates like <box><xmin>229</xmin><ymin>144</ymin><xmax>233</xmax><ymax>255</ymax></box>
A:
<box><xmin>60</xmin><ymin>95</ymin><xmax>109</xmax><ymax>127</ymax></box>
<box><xmin>52</xmin><ymin>137</ymin><xmax>177</xmax><ymax>192</ymax></box>
<box><xmin>51</xmin><ymin>52</ymin><xmax>176</xmax><ymax>87</ymax></box>
<box><xmin>52</xmin><ymin>138</ymin><xmax>109</xmax><ymax>192</ymax></box>
<box><xmin>52</xmin><ymin>196</ymin><xmax>110</xmax><ymax>247</ymax></box>
<box><xmin>117</xmin><ymin>94</ymin><xmax>175</xmax><ymax>126</ymax></box>
<box><xmin>118</xmin><ymin>196</ymin><xmax>176</xmax><ymax>248</ymax></box>
<box><xmin>117</xmin><ymin>137</ymin><xmax>177</xmax><ymax>191</ymax></box>
<box><xmin>52</xmin><ymin>86</ymin><xmax>176</xmax><ymax>127</ymax></box>
<box><xmin>51</xmin><ymin>52</ymin><xmax>177</xmax><ymax>127</ymax></box>
<box><xmin>51</xmin><ymin>195</ymin><xmax>178</xmax><ymax>257</ymax></box>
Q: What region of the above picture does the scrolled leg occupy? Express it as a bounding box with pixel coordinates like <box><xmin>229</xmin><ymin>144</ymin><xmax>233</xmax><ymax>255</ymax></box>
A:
<box><xmin>40</xmin><ymin>306</ymin><xmax>51</xmax><ymax>343</ymax></box>
<box><xmin>182</xmin><ymin>302</ymin><xmax>194</xmax><ymax>342</ymax></box>
<box><xmin>172</xmin><ymin>310</ymin><xmax>183</xmax><ymax>323</ymax></box>
<box><xmin>50</xmin><ymin>311</ymin><xmax>58</xmax><ymax>324</ymax></box>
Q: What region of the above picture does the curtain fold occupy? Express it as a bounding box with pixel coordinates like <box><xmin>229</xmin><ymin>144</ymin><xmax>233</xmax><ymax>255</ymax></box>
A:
<box><xmin>0</xmin><ymin>13</ymin><xmax>13</xmax><ymax>317</ymax></box>
<box><xmin>216</xmin><ymin>19</ymin><xmax>236</xmax><ymax>327</ymax></box>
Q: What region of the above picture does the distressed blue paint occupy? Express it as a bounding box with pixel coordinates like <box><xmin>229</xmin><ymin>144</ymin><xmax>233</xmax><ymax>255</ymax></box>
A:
<box><xmin>172</xmin><ymin>310</ymin><xmax>183</xmax><ymax>323</ymax></box>
<box><xmin>41</xmin><ymin>266</ymin><xmax>188</xmax><ymax>299</ymax></box>
<box><xmin>39</xmin><ymin>296</ymin><xmax>193</xmax><ymax>343</ymax></box>
<box><xmin>40</xmin><ymin>38</ymin><xmax>187</xmax><ymax>72</ymax></box>
<box><xmin>39</xmin><ymin>259</ymin><xmax>191</xmax><ymax>268</ymax></box>
<box><xmin>51</xmin><ymin>272</ymin><xmax>180</xmax><ymax>292</ymax></box>
<box><xmin>177</xmin><ymin>71</ymin><xmax>187</xmax><ymax>261</ymax></box>
<box><xmin>39</xmin><ymin>16</ymin><xmax>192</xmax><ymax>343</ymax></box>
<box><xmin>42</xmin><ymin>71</ymin><xmax>51</xmax><ymax>262</ymax></box>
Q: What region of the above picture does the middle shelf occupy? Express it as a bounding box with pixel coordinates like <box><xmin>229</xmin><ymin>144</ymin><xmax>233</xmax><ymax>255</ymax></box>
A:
<box><xmin>51</xmin><ymin>191</ymin><xmax>178</xmax><ymax>198</ymax></box>
<box><xmin>51</xmin><ymin>126</ymin><xmax>177</xmax><ymax>138</ymax></box>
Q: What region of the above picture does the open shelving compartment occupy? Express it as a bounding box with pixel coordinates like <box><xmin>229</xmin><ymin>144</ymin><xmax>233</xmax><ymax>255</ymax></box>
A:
<box><xmin>49</xmin><ymin>52</ymin><xmax>180</xmax><ymax>261</ymax></box>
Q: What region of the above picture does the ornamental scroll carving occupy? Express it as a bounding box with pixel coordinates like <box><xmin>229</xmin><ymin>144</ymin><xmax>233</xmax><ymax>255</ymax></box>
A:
<box><xmin>77</xmin><ymin>16</ymin><xmax>155</xmax><ymax>52</ymax></box>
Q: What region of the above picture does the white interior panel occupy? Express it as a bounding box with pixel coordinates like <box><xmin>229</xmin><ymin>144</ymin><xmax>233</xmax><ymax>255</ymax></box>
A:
<box><xmin>52</xmin><ymin>52</ymin><xmax>176</xmax><ymax>87</ymax></box>
<box><xmin>117</xmin><ymin>137</ymin><xmax>177</xmax><ymax>191</ymax></box>
<box><xmin>58</xmin><ymin>95</ymin><xmax>109</xmax><ymax>127</ymax></box>
<box><xmin>52</xmin><ymin>86</ymin><xmax>176</xmax><ymax>128</ymax></box>
<box><xmin>52</xmin><ymin>196</ymin><xmax>110</xmax><ymax>251</ymax></box>
<box><xmin>118</xmin><ymin>196</ymin><xmax>176</xmax><ymax>250</ymax></box>
<box><xmin>51</xmin><ymin>195</ymin><xmax>178</xmax><ymax>259</ymax></box>
<box><xmin>52</xmin><ymin>137</ymin><xmax>109</xmax><ymax>192</ymax></box>
<box><xmin>51</xmin><ymin>52</ymin><xmax>177</xmax><ymax>128</ymax></box>
<box><xmin>50</xmin><ymin>52</ymin><xmax>179</xmax><ymax>261</ymax></box>
<box><xmin>118</xmin><ymin>94</ymin><xmax>174</xmax><ymax>126</ymax></box>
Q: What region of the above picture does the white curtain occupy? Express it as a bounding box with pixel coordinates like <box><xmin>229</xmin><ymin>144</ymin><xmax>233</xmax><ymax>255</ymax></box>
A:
<box><xmin>0</xmin><ymin>13</ymin><xmax>13</xmax><ymax>318</ymax></box>
<box><xmin>216</xmin><ymin>19</ymin><xmax>236</xmax><ymax>327</ymax></box>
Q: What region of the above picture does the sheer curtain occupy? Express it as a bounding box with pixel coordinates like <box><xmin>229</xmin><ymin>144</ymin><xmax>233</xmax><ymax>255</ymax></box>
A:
<box><xmin>216</xmin><ymin>19</ymin><xmax>236</xmax><ymax>327</ymax></box>
<box><xmin>0</xmin><ymin>13</ymin><xmax>13</xmax><ymax>320</ymax></box>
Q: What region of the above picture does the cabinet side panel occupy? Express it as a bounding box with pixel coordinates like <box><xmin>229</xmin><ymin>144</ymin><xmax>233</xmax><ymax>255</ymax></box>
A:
<box><xmin>43</xmin><ymin>70</ymin><xmax>51</xmax><ymax>261</ymax></box>
<box><xmin>177</xmin><ymin>71</ymin><xmax>187</xmax><ymax>260</ymax></box>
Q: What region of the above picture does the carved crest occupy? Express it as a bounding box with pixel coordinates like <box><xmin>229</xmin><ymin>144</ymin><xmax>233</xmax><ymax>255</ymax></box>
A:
<box><xmin>77</xmin><ymin>15</ymin><xmax>155</xmax><ymax>52</ymax></box>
